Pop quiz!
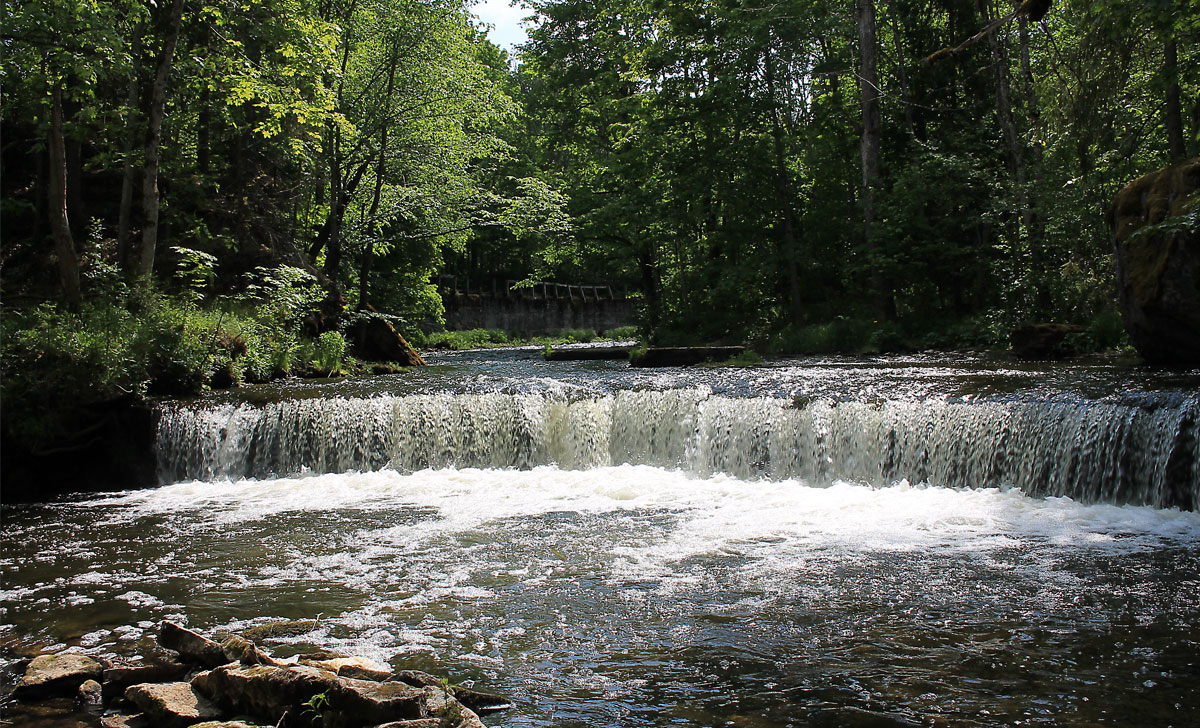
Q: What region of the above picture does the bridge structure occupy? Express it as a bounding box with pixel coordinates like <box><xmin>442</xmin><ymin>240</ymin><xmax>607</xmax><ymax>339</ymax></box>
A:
<box><xmin>436</xmin><ymin>276</ymin><xmax>637</xmax><ymax>335</ymax></box>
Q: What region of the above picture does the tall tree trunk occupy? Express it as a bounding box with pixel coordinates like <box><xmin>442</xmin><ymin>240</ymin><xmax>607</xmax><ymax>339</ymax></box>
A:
<box><xmin>765</xmin><ymin>45</ymin><xmax>803</xmax><ymax>325</ymax></box>
<box><xmin>137</xmin><ymin>0</ymin><xmax>185</xmax><ymax>277</ymax></box>
<box><xmin>65</xmin><ymin>131</ymin><xmax>85</xmax><ymax>236</ymax></box>
<box><xmin>857</xmin><ymin>0</ymin><xmax>892</xmax><ymax>319</ymax></box>
<box><xmin>986</xmin><ymin>4</ymin><xmax>1028</xmax><ymax>232</ymax></box>
<box><xmin>1165</xmin><ymin>38</ymin><xmax>1186</xmax><ymax>161</ymax></box>
<box><xmin>49</xmin><ymin>83</ymin><xmax>81</xmax><ymax>308</ymax></box>
<box><xmin>117</xmin><ymin>28</ymin><xmax>144</xmax><ymax>270</ymax></box>
<box><xmin>358</xmin><ymin>42</ymin><xmax>399</xmax><ymax>309</ymax></box>
<box><xmin>882</xmin><ymin>0</ymin><xmax>916</xmax><ymax>138</ymax></box>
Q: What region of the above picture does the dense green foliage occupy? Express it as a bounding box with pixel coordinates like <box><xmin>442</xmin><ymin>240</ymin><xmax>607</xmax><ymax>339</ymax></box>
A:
<box><xmin>1</xmin><ymin>0</ymin><xmax>1197</xmax><ymax>442</ymax></box>
<box><xmin>501</xmin><ymin>0</ymin><xmax>1197</xmax><ymax>346</ymax></box>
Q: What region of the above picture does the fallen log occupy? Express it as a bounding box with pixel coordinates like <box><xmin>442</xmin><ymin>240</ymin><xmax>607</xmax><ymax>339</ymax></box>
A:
<box><xmin>629</xmin><ymin>346</ymin><xmax>746</xmax><ymax>367</ymax></box>
<box><xmin>544</xmin><ymin>346</ymin><xmax>635</xmax><ymax>361</ymax></box>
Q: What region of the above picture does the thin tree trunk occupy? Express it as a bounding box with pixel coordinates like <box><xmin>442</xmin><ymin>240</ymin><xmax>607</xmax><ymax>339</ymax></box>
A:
<box><xmin>1165</xmin><ymin>38</ymin><xmax>1186</xmax><ymax>161</ymax></box>
<box><xmin>986</xmin><ymin>4</ymin><xmax>1028</xmax><ymax>228</ymax></box>
<box><xmin>197</xmin><ymin>25</ymin><xmax>212</xmax><ymax>176</ymax></box>
<box><xmin>117</xmin><ymin>28</ymin><xmax>144</xmax><ymax>270</ymax></box>
<box><xmin>137</xmin><ymin>0</ymin><xmax>186</xmax><ymax>277</ymax></box>
<box><xmin>358</xmin><ymin>41</ymin><xmax>399</xmax><ymax>308</ymax></box>
<box><xmin>321</xmin><ymin>24</ymin><xmax>356</xmax><ymax>278</ymax></box>
<box><xmin>322</xmin><ymin>126</ymin><xmax>345</xmax><ymax>276</ymax></box>
<box><xmin>883</xmin><ymin>0</ymin><xmax>916</xmax><ymax>138</ymax></box>
<box><xmin>49</xmin><ymin>83</ymin><xmax>81</xmax><ymax>308</ymax></box>
<box><xmin>857</xmin><ymin>0</ymin><xmax>891</xmax><ymax>319</ymax></box>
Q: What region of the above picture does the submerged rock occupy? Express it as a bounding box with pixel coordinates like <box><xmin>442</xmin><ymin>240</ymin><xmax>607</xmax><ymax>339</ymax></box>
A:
<box><xmin>160</xmin><ymin>622</ymin><xmax>227</xmax><ymax>668</ymax></box>
<box><xmin>1111</xmin><ymin>158</ymin><xmax>1200</xmax><ymax>364</ymax></box>
<box><xmin>14</xmin><ymin>653</ymin><xmax>104</xmax><ymax>699</ymax></box>
<box><xmin>125</xmin><ymin>681</ymin><xmax>222</xmax><ymax>728</ymax></box>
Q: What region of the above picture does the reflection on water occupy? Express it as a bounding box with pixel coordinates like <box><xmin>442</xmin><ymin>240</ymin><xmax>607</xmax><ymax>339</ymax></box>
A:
<box><xmin>3</xmin><ymin>467</ymin><xmax>1199</xmax><ymax>727</ymax></box>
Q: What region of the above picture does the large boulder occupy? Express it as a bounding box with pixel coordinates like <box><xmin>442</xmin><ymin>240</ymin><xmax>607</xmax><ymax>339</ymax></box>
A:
<box><xmin>14</xmin><ymin>653</ymin><xmax>104</xmax><ymax>699</ymax></box>
<box><xmin>1111</xmin><ymin>158</ymin><xmax>1200</xmax><ymax>364</ymax></box>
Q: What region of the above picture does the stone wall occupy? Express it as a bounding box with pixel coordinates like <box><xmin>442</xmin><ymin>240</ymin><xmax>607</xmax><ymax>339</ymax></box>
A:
<box><xmin>441</xmin><ymin>292</ymin><xmax>637</xmax><ymax>335</ymax></box>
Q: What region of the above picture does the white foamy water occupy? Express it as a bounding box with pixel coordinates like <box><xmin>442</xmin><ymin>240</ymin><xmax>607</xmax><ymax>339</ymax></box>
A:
<box><xmin>94</xmin><ymin>466</ymin><xmax>1200</xmax><ymax>553</ymax></box>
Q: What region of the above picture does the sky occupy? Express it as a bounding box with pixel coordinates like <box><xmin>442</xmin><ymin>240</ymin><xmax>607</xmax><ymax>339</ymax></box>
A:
<box><xmin>472</xmin><ymin>0</ymin><xmax>530</xmax><ymax>53</ymax></box>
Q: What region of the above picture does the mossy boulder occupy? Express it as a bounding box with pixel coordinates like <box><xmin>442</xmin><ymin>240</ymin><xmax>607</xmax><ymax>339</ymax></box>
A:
<box><xmin>1111</xmin><ymin>158</ymin><xmax>1200</xmax><ymax>364</ymax></box>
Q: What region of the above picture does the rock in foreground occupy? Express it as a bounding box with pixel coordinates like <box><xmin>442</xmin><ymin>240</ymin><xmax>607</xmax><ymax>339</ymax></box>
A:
<box><xmin>13</xmin><ymin>621</ymin><xmax>508</xmax><ymax>728</ymax></box>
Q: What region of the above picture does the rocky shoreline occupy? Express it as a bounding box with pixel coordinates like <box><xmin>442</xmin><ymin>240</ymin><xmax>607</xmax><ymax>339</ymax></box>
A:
<box><xmin>7</xmin><ymin>622</ymin><xmax>510</xmax><ymax>728</ymax></box>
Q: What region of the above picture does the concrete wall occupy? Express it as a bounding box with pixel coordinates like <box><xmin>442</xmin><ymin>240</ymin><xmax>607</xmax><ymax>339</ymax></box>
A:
<box><xmin>441</xmin><ymin>293</ymin><xmax>637</xmax><ymax>336</ymax></box>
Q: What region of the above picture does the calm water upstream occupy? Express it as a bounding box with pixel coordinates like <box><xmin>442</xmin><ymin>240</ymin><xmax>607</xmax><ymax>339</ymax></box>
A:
<box><xmin>3</xmin><ymin>350</ymin><xmax>1200</xmax><ymax>727</ymax></box>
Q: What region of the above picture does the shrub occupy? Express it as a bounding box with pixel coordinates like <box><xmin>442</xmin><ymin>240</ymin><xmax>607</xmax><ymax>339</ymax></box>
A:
<box><xmin>313</xmin><ymin>331</ymin><xmax>347</xmax><ymax>373</ymax></box>
<box><xmin>602</xmin><ymin>325</ymin><xmax>640</xmax><ymax>341</ymax></box>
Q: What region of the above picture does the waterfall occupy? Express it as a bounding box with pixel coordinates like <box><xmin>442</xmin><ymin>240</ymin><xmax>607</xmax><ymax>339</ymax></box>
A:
<box><xmin>156</xmin><ymin>390</ymin><xmax>1200</xmax><ymax>509</ymax></box>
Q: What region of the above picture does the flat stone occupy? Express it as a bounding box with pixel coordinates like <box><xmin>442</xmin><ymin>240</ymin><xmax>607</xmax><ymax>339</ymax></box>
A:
<box><xmin>100</xmin><ymin>714</ymin><xmax>150</xmax><ymax>728</ymax></box>
<box><xmin>125</xmin><ymin>682</ymin><xmax>222</xmax><ymax>728</ymax></box>
<box><xmin>389</xmin><ymin>670</ymin><xmax>442</xmax><ymax>688</ymax></box>
<box><xmin>193</xmin><ymin>663</ymin><xmax>342</xmax><ymax>723</ymax></box>
<box><xmin>327</xmin><ymin>676</ymin><xmax>427</xmax><ymax>726</ymax></box>
<box><xmin>312</xmin><ymin>655</ymin><xmax>390</xmax><ymax>675</ymax></box>
<box><xmin>160</xmin><ymin>622</ymin><xmax>228</xmax><ymax>668</ymax></box>
<box><xmin>191</xmin><ymin>723</ymin><xmax>261</xmax><ymax>728</ymax></box>
<box><xmin>338</xmin><ymin>663</ymin><xmax>393</xmax><ymax>682</ymax></box>
<box><xmin>102</xmin><ymin>658</ymin><xmax>190</xmax><ymax>702</ymax></box>
<box><xmin>15</xmin><ymin>653</ymin><xmax>105</xmax><ymax>700</ymax></box>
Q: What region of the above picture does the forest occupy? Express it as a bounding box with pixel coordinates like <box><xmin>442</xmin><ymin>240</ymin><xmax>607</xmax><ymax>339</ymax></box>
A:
<box><xmin>1</xmin><ymin>0</ymin><xmax>1197</xmax><ymax>447</ymax></box>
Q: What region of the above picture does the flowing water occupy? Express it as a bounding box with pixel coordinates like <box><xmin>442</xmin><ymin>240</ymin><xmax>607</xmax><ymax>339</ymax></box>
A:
<box><xmin>3</xmin><ymin>350</ymin><xmax>1200</xmax><ymax>727</ymax></box>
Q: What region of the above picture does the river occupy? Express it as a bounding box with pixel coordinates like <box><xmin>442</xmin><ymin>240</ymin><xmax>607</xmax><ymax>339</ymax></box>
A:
<box><xmin>3</xmin><ymin>349</ymin><xmax>1199</xmax><ymax>727</ymax></box>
